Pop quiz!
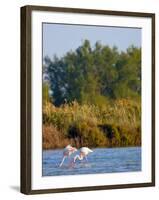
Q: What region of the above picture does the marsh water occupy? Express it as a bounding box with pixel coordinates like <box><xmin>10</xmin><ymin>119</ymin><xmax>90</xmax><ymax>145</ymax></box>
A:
<box><xmin>42</xmin><ymin>147</ymin><xmax>141</xmax><ymax>176</ymax></box>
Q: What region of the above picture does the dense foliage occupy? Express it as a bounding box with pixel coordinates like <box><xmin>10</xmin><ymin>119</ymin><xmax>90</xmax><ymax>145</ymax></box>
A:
<box><xmin>43</xmin><ymin>40</ymin><xmax>141</xmax><ymax>149</ymax></box>
<box><xmin>44</xmin><ymin>40</ymin><xmax>141</xmax><ymax>106</ymax></box>
<box><xmin>43</xmin><ymin>100</ymin><xmax>141</xmax><ymax>149</ymax></box>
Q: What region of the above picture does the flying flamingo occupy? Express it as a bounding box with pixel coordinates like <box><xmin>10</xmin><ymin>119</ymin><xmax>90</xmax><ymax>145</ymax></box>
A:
<box><xmin>73</xmin><ymin>147</ymin><xmax>93</xmax><ymax>163</ymax></box>
<box><xmin>59</xmin><ymin>145</ymin><xmax>77</xmax><ymax>167</ymax></box>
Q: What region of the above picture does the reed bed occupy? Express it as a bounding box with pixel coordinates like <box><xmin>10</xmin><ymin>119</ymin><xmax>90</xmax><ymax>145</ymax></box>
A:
<box><xmin>43</xmin><ymin>99</ymin><xmax>141</xmax><ymax>149</ymax></box>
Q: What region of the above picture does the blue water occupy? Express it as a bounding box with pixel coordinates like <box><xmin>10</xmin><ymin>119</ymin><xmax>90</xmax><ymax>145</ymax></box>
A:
<box><xmin>42</xmin><ymin>147</ymin><xmax>141</xmax><ymax>176</ymax></box>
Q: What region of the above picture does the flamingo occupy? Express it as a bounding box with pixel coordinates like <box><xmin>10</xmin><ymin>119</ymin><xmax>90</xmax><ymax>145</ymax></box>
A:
<box><xmin>73</xmin><ymin>147</ymin><xmax>93</xmax><ymax>163</ymax></box>
<box><xmin>59</xmin><ymin>145</ymin><xmax>77</xmax><ymax>167</ymax></box>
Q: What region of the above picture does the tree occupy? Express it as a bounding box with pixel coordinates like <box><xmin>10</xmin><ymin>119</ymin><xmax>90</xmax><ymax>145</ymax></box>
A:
<box><xmin>44</xmin><ymin>40</ymin><xmax>141</xmax><ymax>106</ymax></box>
<box><xmin>114</xmin><ymin>46</ymin><xmax>141</xmax><ymax>98</ymax></box>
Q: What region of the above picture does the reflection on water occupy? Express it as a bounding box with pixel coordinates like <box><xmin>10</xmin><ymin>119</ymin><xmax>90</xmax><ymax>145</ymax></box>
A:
<box><xmin>42</xmin><ymin>147</ymin><xmax>141</xmax><ymax>176</ymax></box>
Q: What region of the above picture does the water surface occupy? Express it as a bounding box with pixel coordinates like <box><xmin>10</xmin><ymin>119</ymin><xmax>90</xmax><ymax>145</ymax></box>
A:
<box><xmin>42</xmin><ymin>147</ymin><xmax>141</xmax><ymax>176</ymax></box>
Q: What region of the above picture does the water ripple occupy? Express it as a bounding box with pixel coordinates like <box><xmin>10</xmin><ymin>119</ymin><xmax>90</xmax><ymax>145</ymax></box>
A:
<box><xmin>42</xmin><ymin>147</ymin><xmax>141</xmax><ymax>176</ymax></box>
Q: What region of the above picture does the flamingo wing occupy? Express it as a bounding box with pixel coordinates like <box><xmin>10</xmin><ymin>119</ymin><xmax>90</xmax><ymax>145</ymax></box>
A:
<box><xmin>80</xmin><ymin>147</ymin><xmax>93</xmax><ymax>155</ymax></box>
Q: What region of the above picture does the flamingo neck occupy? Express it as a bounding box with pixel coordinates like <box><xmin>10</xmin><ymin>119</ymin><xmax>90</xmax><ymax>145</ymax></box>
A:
<box><xmin>74</xmin><ymin>155</ymin><xmax>83</xmax><ymax>162</ymax></box>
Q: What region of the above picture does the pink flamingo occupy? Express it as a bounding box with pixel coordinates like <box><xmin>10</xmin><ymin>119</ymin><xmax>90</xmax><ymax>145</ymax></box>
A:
<box><xmin>73</xmin><ymin>147</ymin><xmax>93</xmax><ymax>163</ymax></box>
<box><xmin>59</xmin><ymin>145</ymin><xmax>77</xmax><ymax>167</ymax></box>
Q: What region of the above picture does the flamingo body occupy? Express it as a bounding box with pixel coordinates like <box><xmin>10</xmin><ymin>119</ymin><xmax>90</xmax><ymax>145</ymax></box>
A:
<box><xmin>74</xmin><ymin>147</ymin><xmax>93</xmax><ymax>163</ymax></box>
<box><xmin>80</xmin><ymin>147</ymin><xmax>93</xmax><ymax>155</ymax></box>
<box><xmin>59</xmin><ymin>145</ymin><xmax>77</xmax><ymax>167</ymax></box>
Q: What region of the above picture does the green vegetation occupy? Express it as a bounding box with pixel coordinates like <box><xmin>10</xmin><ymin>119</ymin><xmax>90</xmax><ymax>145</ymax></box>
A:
<box><xmin>43</xmin><ymin>99</ymin><xmax>141</xmax><ymax>149</ymax></box>
<box><xmin>43</xmin><ymin>40</ymin><xmax>141</xmax><ymax>149</ymax></box>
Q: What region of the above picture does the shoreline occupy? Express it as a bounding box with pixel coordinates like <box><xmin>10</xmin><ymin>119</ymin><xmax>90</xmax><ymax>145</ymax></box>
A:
<box><xmin>43</xmin><ymin>145</ymin><xmax>142</xmax><ymax>151</ymax></box>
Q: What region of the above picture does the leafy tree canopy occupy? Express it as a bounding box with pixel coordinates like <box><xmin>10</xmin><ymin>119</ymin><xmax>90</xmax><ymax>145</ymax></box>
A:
<box><xmin>44</xmin><ymin>40</ymin><xmax>141</xmax><ymax>106</ymax></box>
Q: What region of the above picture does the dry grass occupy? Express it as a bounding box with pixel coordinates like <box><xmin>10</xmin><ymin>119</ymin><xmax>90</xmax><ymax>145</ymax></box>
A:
<box><xmin>43</xmin><ymin>98</ymin><xmax>141</xmax><ymax>149</ymax></box>
<box><xmin>43</xmin><ymin>125</ymin><xmax>70</xmax><ymax>149</ymax></box>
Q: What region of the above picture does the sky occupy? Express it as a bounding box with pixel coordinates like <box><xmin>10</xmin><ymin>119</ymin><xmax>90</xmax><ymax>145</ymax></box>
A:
<box><xmin>43</xmin><ymin>23</ymin><xmax>141</xmax><ymax>59</ymax></box>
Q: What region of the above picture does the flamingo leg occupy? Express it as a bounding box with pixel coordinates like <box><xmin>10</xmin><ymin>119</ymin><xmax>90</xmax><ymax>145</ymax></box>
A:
<box><xmin>85</xmin><ymin>156</ymin><xmax>88</xmax><ymax>162</ymax></box>
<box><xmin>68</xmin><ymin>156</ymin><xmax>72</xmax><ymax>165</ymax></box>
<box><xmin>59</xmin><ymin>156</ymin><xmax>66</xmax><ymax>167</ymax></box>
